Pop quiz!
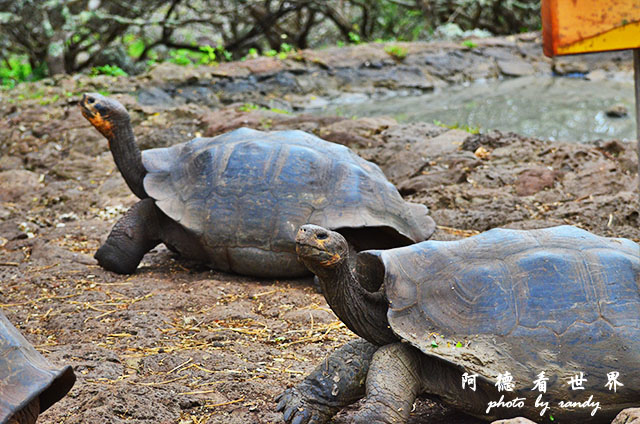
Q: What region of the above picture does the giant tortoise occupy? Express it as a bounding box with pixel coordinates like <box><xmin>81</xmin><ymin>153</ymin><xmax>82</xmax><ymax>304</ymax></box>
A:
<box><xmin>278</xmin><ymin>224</ymin><xmax>640</xmax><ymax>423</ymax></box>
<box><xmin>0</xmin><ymin>312</ymin><xmax>75</xmax><ymax>424</ymax></box>
<box><xmin>79</xmin><ymin>93</ymin><xmax>435</xmax><ymax>277</ymax></box>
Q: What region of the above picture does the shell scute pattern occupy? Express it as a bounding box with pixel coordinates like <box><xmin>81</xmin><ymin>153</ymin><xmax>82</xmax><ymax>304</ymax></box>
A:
<box><xmin>0</xmin><ymin>314</ymin><xmax>75</xmax><ymax>421</ymax></box>
<box><xmin>382</xmin><ymin>226</ymin><xmax>639</xmax><ymax>340</ymax></box>
<box><xmin>142</xmin><ymin>128</ymin><xmax>431</xmax><ymax>251</ymax></box>
<box><xmin>372</xmin><ymin>226</ymin><xmax>640</xmax><ymax>408</ymax></box>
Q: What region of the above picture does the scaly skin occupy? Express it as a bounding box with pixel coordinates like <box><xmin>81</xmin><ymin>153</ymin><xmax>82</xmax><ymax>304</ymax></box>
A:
<box><xmin>95</xmin><ymin>198</ymin><xmax>161</xmax><ymax>274</ymax></box>
<box><xmin>276</xmin><ymin>339</ymin><xmax>379</xmax><ymax>424</ymax></box>
<box><xmin>351</xmin><ymin>343</ymin><xmax>423</xmax><ymax>424</ymax></box>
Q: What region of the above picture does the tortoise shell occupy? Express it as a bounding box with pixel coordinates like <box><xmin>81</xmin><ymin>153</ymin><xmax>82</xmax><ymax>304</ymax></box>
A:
<box><xmin>142</xmin><ymin>127</ymin><xmax>435</xmax><ymax>277</ymax></box>
<box><xmin>0</xmin><ymin>312</ymin><xmax>75</xmax><ymax>422</ymax></box>
<box><xmin>360</xmin><ymin>225</ymin><xmax>640</xmax><ymax>416</ymax></box>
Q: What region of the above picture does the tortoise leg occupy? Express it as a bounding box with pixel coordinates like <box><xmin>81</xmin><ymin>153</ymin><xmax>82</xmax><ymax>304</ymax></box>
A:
<box><xmin>95</xmin><ymin>198</ymin><xmax>161</xmax><ymax>274</ymax></box>
<box><xmin>7</xmin><ymin>396</ymin><xmax>39</xmax><ymax>424</ymax></box>
<box><xmin>350</xmin><ymin>342</ymin><xmax>423</xmax><ymax>424</ymax></box>
<box><xmin>276</xmin><ymin>338</ymin><xmax>378</xmax><ymax>424</ymax></box>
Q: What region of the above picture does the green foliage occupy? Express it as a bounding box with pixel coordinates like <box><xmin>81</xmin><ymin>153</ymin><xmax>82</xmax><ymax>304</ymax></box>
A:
<box><xmin>433</xmin><ymin>119</ymin><xmax>480</xmax><ymax>134</ymax></box>
<box><xmin>242</xmin><ymin>48</ymin><xmax>260</xmax><ymax>61</ymax></box>
<box><xmin>461</xmin><ymin>39</ymin><xmax>478</xmax><ymax>49</ymax></box>
<box><xmin>169</xmin><ymin>49</ymin><xmax>194</xmax><ymax>66</ymax></box>
<box><xmin>0</xmin><ymin>55</ymin><xmax>45</xmax><ymax>88</ymax></box>
<box><xmin>384</xmin><ymin>44</ymin><xmax>408</xmax><ymax>60</ymax></box>
<box><xmin>374</xmin><ymin>3</ymin><xmax>426</xmax><ymax>41</ymax></box>
<box><xmin>0</xmin><ymin>0</ymin><xmax>541</xmax><ymax>78</ymax></box>
<box><xmin>124</xmin><ymin>34</ymin><xmax>146</xmax><ymax>58</ymax></box>
<box><xmin>168</xmin><ymin>44</ymin><xmax>233</xmax><ymax>66</ymax></box>
<box><xmin>261</xmin><ymin>43</ymin><xmax>295</xmax><ymax>60</ymax></box>
<box><xmin>198</xmin><ymin>45</ymin><xmax>218</xmax><ymax>64</ymax></box>
<box><xmin>238</xmin><ymin>103</ymin><xmax>261</xmax><ymax>112</ymax></box>
<box><xmin>90</xmin><ymin>64</ymin><xmax>128</xmax><ymax>77</ymax></box>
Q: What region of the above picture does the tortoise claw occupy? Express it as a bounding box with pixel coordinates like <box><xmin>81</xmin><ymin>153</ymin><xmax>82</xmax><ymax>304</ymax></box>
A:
<box><xmin>291</xmin><ymin>410</ymin><xmax>311</xmax><ymax>424</ymax></box>
<box><xmin>275</xmin><ymin>387</ymin><xmax>331</xmax><ymax>424</ymax></box>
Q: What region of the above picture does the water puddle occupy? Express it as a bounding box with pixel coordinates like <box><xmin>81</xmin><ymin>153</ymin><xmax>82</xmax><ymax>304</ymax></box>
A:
<box><xmin>315</xmin><ymin>75</ymin><xmax>635</xmax><ymax>142</ymax></box>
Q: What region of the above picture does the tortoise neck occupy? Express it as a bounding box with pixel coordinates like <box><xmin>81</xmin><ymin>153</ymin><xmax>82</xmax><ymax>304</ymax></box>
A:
<box><xmin>107</xmin><ymin>116</ymin><xmax>147</xmax><ymax>199</ymax></box>
<box><xmin>315</xmin><ymin>261</ymin><xmax>397</xmax><ymax>346</ymax></box>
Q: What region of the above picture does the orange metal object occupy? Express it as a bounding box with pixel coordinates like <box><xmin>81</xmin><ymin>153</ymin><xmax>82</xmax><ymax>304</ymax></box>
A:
<box><xmin>542</xmin><ymin>0</ymin><xmax>640</xmax><ymax>56</ymax></box>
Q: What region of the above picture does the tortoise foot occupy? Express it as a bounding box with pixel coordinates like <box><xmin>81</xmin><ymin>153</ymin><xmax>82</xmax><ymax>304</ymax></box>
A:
<box><xmin>349</xmin><ymin>408</ymin><xmax>404</xmax><ymax>424</ymax></box>
<box><xmin>275</xmin><ymin>387</ymin><xmax>336</xmax><ymax>424</ymax></box>
<box><xmin>612</xmin><ymin>408</ymin><xmax>640</xmax><ymax>423</ymax></box>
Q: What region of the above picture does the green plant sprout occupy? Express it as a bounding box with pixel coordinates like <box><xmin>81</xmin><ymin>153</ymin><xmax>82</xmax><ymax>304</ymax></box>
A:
<box><xmin>384</xmin><ymin>44</ymin><xmax>408</xmax><ymax>60</ymax></box>
<box><xmin>90</xmin><ymin>64</ymin><xmax>128</xmax><ymax>77</ymax></box>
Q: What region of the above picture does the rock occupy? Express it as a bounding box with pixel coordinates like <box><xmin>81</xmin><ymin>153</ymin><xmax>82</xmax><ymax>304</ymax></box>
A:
<box><xmin>552</xmin><ymin>59</ymin><xmax>589</xmax><ymax>75</ymax></box>
<box><xmin>239</xmin><ymin>56</ymin><xmax>287</xmax><ymax>76</ymax></box>
<box><xmin>415</xmin><ymin>129</ymin><xmax>470</xmax><ymax>158</ymax></box>
<box><xmin>491</xmin><ymin>418</ymin><xmax>536</xmax><ymax>424</ymax></box>
<box><xmin>461</xmin><ymin>130</ymin><xmax>528</xmax><ymax>152</ymax></box>
<box><xmin>0</xmin><ymin>169</ymin><xmax>41</xmax><ymax>202</ymax></box>
<box><xmin>0</xmin><ymin>155</ymin><xmax>22</xmax><ymax>171</ymax></box>
<box><xmin>595</xmin><ymin>139</ymin><xmax>627</xmax><ymax>156</ymax></box>
<box><xmin>497</xmin><ymin>59</ymin><xmax>535</xmax><ymax>76</ymax></box>
<box><xmin>474</xmin><ymin>146</ymin><xmax>491</xmax><ymax>160</ymax></box>
<box><xmin>137</xmin><ymin>87</ymin><xmax>184</xmax><ymax>108</ymax></box>
<box><xmin>200</xmin><ymin>107</ymin><xmax>290</xmax><ymax>136</ymax></box>
<box><xmin>374</xmin><ymin>128</ymin><xmax>471</xmax><ymax>183</ymax></box>
<box><xmin>300</xmin><ymin>44</ymin><xmax>390</xmax><ymax>69</ymax></box>
<box><xmin>398</xmin><ymin>161</ymin><xmax>474</xmax><ymax>194</ymax></box>
<box><xmin>515</xmin><ymin>167</ymin><xmax>561</xmax><ymax>196</ymax></box>
<box><xmin>605</xmin><ymin>104</ymin><xmax>629</xmax><ymax>118</ymax></box>
<box><xmin>144</xmin><ymin>62</ymin><xmax>207</xmax><ymax>83</ymax></box>
<box><xmin>323</xmin><ymin>116</ymin><xmax>397</xmax><ymax>141</ymax></box>
<box><xmin>366</xmin><ymin>66</ymin><xmax>442</xmax><ymax>90</ymax></box>
<box><xmin>585</xmin><ymin>69</ymin><xmax>608</xmax><ymax>81</ymax></box>
<box><xmin>382</xmin><ymin>122</ymin><xmax>448</xmax><ymax>143</ymax></box>
<box><xmin>174</xmin><ymin>86</ymin><xmax>220</xmax><ymax>108</ymax></box>
<box><xmin>612</xmin><ymin>408</ymin><xmax>640</xmax><ymax>423</ymax></box>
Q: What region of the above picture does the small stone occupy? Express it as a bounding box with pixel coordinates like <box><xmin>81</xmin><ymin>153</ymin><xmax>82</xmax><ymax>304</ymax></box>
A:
<box><xmin>585</xmin><ymin>69</ymin><xmax>607</xmax><ymax>81</ymax></box>
<box><xmin>605</xmin><ymin>104</ymin><xmax>629</xmax><ymax>118</ymax></box>
<box><xmin>552</xmin><ymin>59</ymin><xmax>589</xmax><ymax>75</ymax></box>
<box><xmin>515</xmin><ymin>167</ymin><xmax>561</xmax><ymax>196</ymax></box>
<box><xmin>497</xmin><ymin>60</ymin><xmax>535</xmax><ymax>77</ymax></box>
<box><xmin>474</xmin><ymin>146</ymin><xmax>491</xmax><ymax>160</ymax></box>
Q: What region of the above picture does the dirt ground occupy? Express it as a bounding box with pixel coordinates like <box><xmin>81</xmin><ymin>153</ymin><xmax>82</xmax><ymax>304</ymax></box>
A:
<box><xmin>0</xmin><ymin>36</ymin><xmax>638</xmax><ymax>424</ymax></box>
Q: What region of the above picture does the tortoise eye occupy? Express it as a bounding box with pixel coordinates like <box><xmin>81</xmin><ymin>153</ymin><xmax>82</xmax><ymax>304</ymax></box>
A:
<box><xmin>87</xmin><ymin>97</ymin><xmax>95</xmax><ymax>104</ymax></box>
<box><xmin>316</xmin><ymin>232</ymin><xmax>328</xmax><ymax>240</ymax></box>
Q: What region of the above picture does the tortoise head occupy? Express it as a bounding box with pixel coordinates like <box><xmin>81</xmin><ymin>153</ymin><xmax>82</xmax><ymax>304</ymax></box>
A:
<box><xmin>295</xmin><ymin>225</ymin><xmax>349</xmax><ymax>271</ymax></box>
<box><xmin>79</xmin><ymin>93</ymin><xmax>129</xmax><ymax>139</ymax></box>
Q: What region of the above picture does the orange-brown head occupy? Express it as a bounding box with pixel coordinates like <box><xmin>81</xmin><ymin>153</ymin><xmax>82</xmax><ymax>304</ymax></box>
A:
<box><xmin>295</xmin><ymin>225</ymin><xmax>348</xmax><ymax>270</ymax></box>
<box><xmin>79</xmin><ymin>93</ymin><xmax>129</xmax><ymax>139</ymax></box>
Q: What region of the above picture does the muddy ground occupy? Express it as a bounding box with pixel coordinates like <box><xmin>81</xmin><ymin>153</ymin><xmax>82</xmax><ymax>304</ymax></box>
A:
<box><xmin>0</xmin><ymin>33</ymin><xmax>638</xmax><ymax>424</ymax></box>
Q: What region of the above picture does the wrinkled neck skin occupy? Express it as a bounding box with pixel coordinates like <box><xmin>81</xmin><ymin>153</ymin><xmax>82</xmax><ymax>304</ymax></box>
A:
<box><xmin>313</xmin><ymin>261</ymin><xmax>397</xmax><ymax>346</ymax></box>
<box><xmin>107</xmin><ymin>116</ymin><xmax>147</xmax><ymax>199</ymax></box>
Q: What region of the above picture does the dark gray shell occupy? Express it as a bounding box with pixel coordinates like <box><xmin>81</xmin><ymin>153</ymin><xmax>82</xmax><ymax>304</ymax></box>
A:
<box><xmin>361</xmin><ymin>225</ymin><xmax>640</xmax><ymax>411</ymax></box>
<box><xmin>141</xmin><ymin>128</ymin><xmax>435</xmax><ymax>277</ymax></box>
<box><xmin>0</xmin><ymin>312</ymin><xmax>75</xmax><ymax>422</ymax></box>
